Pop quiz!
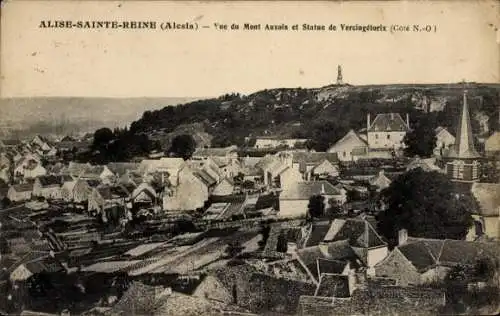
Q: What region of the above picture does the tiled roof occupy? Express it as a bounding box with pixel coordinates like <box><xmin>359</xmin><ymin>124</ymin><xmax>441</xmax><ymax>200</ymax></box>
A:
<box><xmin>107</xmin><ymin>162</ymin><xmax>140</xmax><ymax>176</ymax></box>
<box><xmin>315</xmin><ymin>273</ymin><xmax>350</xmax><ymax>298</ymax></box>
<box><xmin>12</xmin><ymin>183</ymin><xmax>34</xmax><ymax>192</ymax></box>
<box><xmin>280</xmin><ymin>181</ymin><xmax>344</xmax><ymax>200</ymax></box>
<box><xmin>305</xmin><ymin>221</ymin><xmax>331</xmax><ymax>247</ymax></box>
<box><xmin>193</xmin><ymin>169</ymin><xmax>217</xmax><ymax>187</ymax></box>
<box><xmin>398</xmin><ymin>242</ymin><xmax>438</xmax><ymax>271</ymax></box>
<box><xmin>471</xmin><ymin>182</ymin><xmax>500</xmax><ymax>216</ymax></box>
<box><xmin>317</xmin><ymin>258</ymin><xmax>349</xmax><ymax>276</ymax></box>
<box><xmin>367</xmin><ymin>113</ymin><xmax>409</xmax><ymax>132</ymax></box>
<box><xmin>97</xmin><ymin>185</ymin><xmax>129</xmax><ymax>200</ymax></box>
<box><xmin>292</xmin><ymin>152</ymin><xmax>339</xmax><ymax>165</ymax></box>
<box><xmin>329</xmin><ymin>130</ymin><xmax>368</xmax><ymax>151</ymax></box>
<box><xmin>193</xmin><ymin>146</ymin><xmax>237</xmax><ymax>157</ymax></box>
<box><xmin>368</xmin><ymin>171</ymin><xmax>392</xmax><ymax>189</ymax></box>
<box><xmin>398</xmin><ymin>238</ymin><xmax>500</xmax><ymax>270</ymax></box>
<box><xmin>439</xmin><ymin>240</ymin><xmax>499</xmax><ymax>266</ymax></box>
<box><xmin>323</xmin><ymin>219</ymin><xmax>386</xmax><ymax>248</ymax></box>
<box><xmin>85</xmin><ymin>179</ymin><xmax>101</xmax><ymax>188</ymax></box>
<box><xmin>37</xmin><ymin>175</ymin><xmax>65</xmax><ymax>187</ymax></box>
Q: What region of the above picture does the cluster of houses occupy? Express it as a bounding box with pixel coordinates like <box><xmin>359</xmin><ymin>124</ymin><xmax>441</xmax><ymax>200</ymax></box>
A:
<box><xmin>1</xmin><ymin>89</ymin><xmax>500</xmax><ymax>315</ymax></box>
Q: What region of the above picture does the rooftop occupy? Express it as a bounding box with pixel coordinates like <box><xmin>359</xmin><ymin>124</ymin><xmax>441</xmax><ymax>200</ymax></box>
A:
<box><xmin>367</xmin><ymin>113</ymin><xmax>409</xmax><ymax>132</ymax></box>
<box><xmin>280</xmin><ymin>181</ymin><xmax>344</xmax><ymax>200</ymax></box>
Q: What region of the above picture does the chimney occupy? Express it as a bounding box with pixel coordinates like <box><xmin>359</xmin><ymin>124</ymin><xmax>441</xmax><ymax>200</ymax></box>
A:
<box><xmin>398</xmin><ymin>228</ymin><xmax>408</xmax><ymax>246</ymax></box>
<box><xmin>320</xmin><ymin>183</ymin><xmax>326</xmax><ymax>195</ymax></box>
<box><xmin>406</xmin><ymin>114</ymin><xmax>410</xmax><ymax>129</ymax></box>
<box><xmin>367</xmin><ymin>114</ymin><xmax>371</xmax><ymax>130</ymax></box>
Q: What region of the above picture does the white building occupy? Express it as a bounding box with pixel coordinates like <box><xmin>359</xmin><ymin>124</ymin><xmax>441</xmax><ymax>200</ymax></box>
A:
<box><xmin>327</xmin><ymin>129</ymin><xmax>369</xmax><ymax>162</ymax></box>
<box><xmin>366</xmin><ymin>113</ymin><xmax>410</xmax><ymax>150</ymax></box>
<box><xmin>279</xmin><ymin>181</ymin><xmax>346</xmax><ymax>218</ymax></box>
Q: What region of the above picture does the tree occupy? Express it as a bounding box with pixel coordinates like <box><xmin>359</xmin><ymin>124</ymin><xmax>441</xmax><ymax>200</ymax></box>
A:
<box><xmin>233</xmin><ymin>172</ymin><xmax>245</xmax><ymax>185</ymax></box>
<box><xmin>307</xmin><ymin>195</ymin><xmax>325</xmax><ymax>219</ymax></box>
<box><xmin>168</xmin><ymin>134</ymin><xmax>196</xmax><ymax>160</ymax></box>
<box><xmin>259</xmin><ymin>225</ymin><xmax>271</xmax><ymax>249</ymax></box>
<box><xmin>276</xmin><ymin>232</ymin><xmax>288</xmax><ymax>253</ymax></box>
<box><xmin>92</xmin><ymin>127</ymin><xmax>114</xmax><ymax>150</ymax></box>
<box><xmin>325</xmin><ymin>199</ymin><xmax>343</xmax><ymax>218</ymax></box>
<box><xmin>403</xmin><ymin>116</ymin><xmax>437</xmax><ymax>157</ymax></box>
<box><xmin>377</xmin><ymin>169</ymin><xmax>474</xmax><ymax>244</ymax></box>
<box><xmin>226</xmin><ymin>240</ymin><xmax>244</xmax><ymax>258</ymax></box>
<box><xmin>474</xmin><ymin>257</ymin><xmax>498</xmax><ymax>280</ymax></box>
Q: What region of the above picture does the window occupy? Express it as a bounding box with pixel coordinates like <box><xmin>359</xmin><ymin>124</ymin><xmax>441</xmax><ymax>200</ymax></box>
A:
<box><xmin>387</xmin><ymin>134</ymin><xmax>390</xmax><ymax>139</ymax></box>
<box><xmin>375</xmin><ymin>134</ymin><xmax>379</xmax><ymax>139</ymax></box>
<box><xmin>343</xmin><ymin>152</ymin><xmax>346</xmax><ymax>157</ymax></box>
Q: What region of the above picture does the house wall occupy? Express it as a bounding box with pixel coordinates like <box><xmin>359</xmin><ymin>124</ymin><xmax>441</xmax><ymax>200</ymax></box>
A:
<box><xmin>485</xmin><ymin>132</ymin><xmax>500</xmax><ymax>152</ymax></box>
<box><xmin>313</xmin><ymin>161</ymin><xmax>339</xmax><ymax>177</ymax></box>
<box><xmin>367</xmin><ymin>131</ymin><xmax>406</xmax><ymax>150</ymax></box>
<box><xmin>255</xmin><ymin>139</ymin><xmax>279</xmax><ymax>148</ymax></box>
<box><xmin>192</xmin><ymin>275</ymin><xmax>232</xmax><ymax>303</ymax></box>
<box><xmin>24</xmin><ymin>165</ymin><xmax>47</xmax><ymax>179</ymax></box>
<box><xmin>435</xmin><ymin>131</ymin><xmax>455</xmax><ymax>151</ymax></box>
<box><xmin>484</xmin><ymin>216</ymin><xmax>500</xmax><ymax>239</ymax></box>
<box><xmin>74</xmin><ymin>181</ymin><xmax>92</xmax><ymax>203</ymax></box>
<box><xmin>278</xmin><ymin>199</ymin><xmax>308</xmax><ymax>218</ymax></box>
<box><xmin>38</xmin><ymin>186</ymin><xmax>62</xmax><ymax>200</ymax></box>
<box><xmin>100</xmin><ymin>167</ymin><xmax>115</xmax><ymax>184</ymax></box>
<box><xmin>367</xmin><ymin>246</ymin><xmax>389</xmax><ymax>268</ymax></box>
<box><xmin>328</xmin><ymin>145</ymin><xmax>368</xmax><ymax>162</ymax></box>
<box><xmin>212</xmin><ymin>180</ymin><xmax>234</xmax><ymax>196</ymax></box>
<box><xmin>0</xmin><ymin>168</ymin><xmax>11</xmax><ymax>184</ymax></box>
<box><xmin>7</xmin><ymin>187</ymin><xmax>31</xmax><ymax>202</ymax></box>
<box><xmin>88</xmin><ymin>189</ymin><xmax>104</xmax><ymax>212</ymax></box>
<box><xmin>10</xmin><ymin>264</ymin><xmax>33</xmax><ymax>281</ymax></box>
<box><xmin>163</xmin><ymin>168</ymin><xmax>209</xmax><ymax>211</ymax></box>
<box><xmin>279</xmin><ymin>167</ymin><xmax>302</xmax><ymax>190</ymax></box>
<box><xmin>420</xmin><ymin>266</ymin><xmax>450</xmax><ymax>284</ymax></box>
<box><xmin>60</xmin><ymin>184</ymin><xmax>74</xmax><ymax>202</ymax></box>
<box><xmin>374</xmin><ymin>249</ymin><xmax>421</xmax><ymax>286</ymax></box>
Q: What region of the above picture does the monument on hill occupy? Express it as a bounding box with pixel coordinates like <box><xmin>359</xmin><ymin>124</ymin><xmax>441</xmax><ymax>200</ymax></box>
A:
<box><xmin>336</xmin><ymin>65</ymin><xmax>343</xmax><ymax>85</ymax></box>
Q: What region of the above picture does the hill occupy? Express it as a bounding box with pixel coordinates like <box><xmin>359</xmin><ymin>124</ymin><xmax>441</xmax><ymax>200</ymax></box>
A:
<box><xmin>129</xmin><ymin>83</ymin><xmax>500</xmax><ymax>151</ymax></box>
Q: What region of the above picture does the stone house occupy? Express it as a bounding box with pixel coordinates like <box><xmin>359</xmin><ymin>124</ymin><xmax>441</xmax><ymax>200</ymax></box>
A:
<box><xmin>33</xmin><ymin>175</ymin><xmax>71</xmax><ymax>200</ymax></box>
<box><xmin>375</xmin><ymin>230</ymin><xmax>500</xmax><ymax>286</ymax></box>
<box><xmin>163</xmin><ymin>166</ymin><xmax>210</xmax><ymax>211</ymax></box>
<box><xmin>468</xmin><ymin>182</ymin><xmax>500</xmax><ymax>240</ymax></box>
<box><xmin>328</xmin><ymin>129</ymin><xmax>369</xmax><ymax>162</ymax></box>
<box><xmin>368</xmin><ymin>170</ymin><xmax>392</xmax><ymax>192</ymax></box>
<box><xmin>434</xmin><ymin>126</ymin><xmax>455</xmax><ymax>156</ymax></box>
<box><xmin>211</xmin><ymin>178</ymin><xmax>235</xmax><ymax>196</ymax></box>
<box><xmin>60</xmin><ymin>179</ymin><xmax>101</xmax><ymax>203</ymax></box>
<box><xmin>88</xmin><ymin>185</ymin><xmax>129</xmax><ymax>213</ymax></box>
<box><xmin>366</xmin><ymin>113</ymin><xmax>410</xmax><ymax>150</ymax></box>
<box><xmin>7</xmin><ymin>183</ymin><xmax>33</xmax><ymax>202</ymax></box>
<box><xmin>291</xmin><ymin>152</ymin><xmax>340</xmax><ymax>181</ymax></box>
<box><xmin>279</xmin><ymin>181</ymin><xmax>346</xmax><ymax>218</ymax></box>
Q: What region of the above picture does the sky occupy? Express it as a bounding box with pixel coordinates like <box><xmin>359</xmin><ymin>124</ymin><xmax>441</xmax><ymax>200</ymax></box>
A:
<box><xmin>1</xmin><ymin>0</ymin><xmax>499</xmax><ymax>98</ymax></box>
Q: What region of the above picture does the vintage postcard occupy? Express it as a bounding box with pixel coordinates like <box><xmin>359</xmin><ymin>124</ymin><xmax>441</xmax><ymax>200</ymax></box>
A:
<box><xmin>0</xmin><ymin>0</ymin><xmax>499</xmax><ymax>315</ymax></box>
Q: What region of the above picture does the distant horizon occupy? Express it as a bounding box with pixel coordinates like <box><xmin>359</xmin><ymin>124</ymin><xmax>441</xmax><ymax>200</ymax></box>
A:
<box><xmin>2</xmin><ymin>81</ymin><xmax>500</xmax><ymax>100</ymax></box>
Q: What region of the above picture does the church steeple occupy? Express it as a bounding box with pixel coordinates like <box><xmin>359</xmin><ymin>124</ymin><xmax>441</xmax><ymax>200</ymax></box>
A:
<box><xmin>449</xmin><ymin>90</ymin><xmax>480</xmax><ymax>159</ymax></box>
<box><xmin>445</xmin><ymin>88</ymin><xmax>481</xmax><ymax>182</ymax></box>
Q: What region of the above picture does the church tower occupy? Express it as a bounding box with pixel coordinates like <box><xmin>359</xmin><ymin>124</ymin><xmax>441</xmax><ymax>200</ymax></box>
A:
<box><xmin>336</xmin><ymin>65</ymin><xmax>343</xmax><ymax>85</ymax></box>
<box><xmin>445</xmin><ymin>90</ymin><xmax>481</xmax><ymax>182</ymax></box>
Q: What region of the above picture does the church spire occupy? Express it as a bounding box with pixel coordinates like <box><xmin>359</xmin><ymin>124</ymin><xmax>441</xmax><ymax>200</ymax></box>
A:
<box><xmin>450</xmin><ymin>89</ymin><xmax>480</xmax><ymax>159</ymax></box>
